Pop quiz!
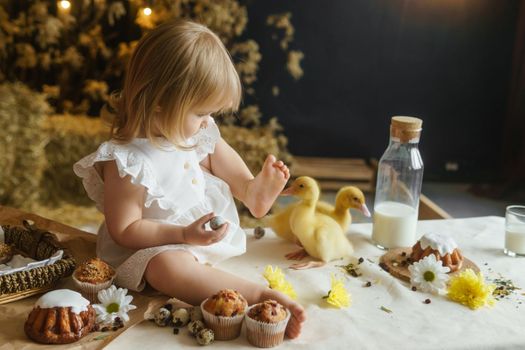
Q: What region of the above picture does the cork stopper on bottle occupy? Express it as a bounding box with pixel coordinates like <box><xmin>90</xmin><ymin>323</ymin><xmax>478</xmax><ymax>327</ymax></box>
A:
<box><xmin>390</xmin><ymin>116</ymin><xmax>423</xmax><ymax>143</ymax></box>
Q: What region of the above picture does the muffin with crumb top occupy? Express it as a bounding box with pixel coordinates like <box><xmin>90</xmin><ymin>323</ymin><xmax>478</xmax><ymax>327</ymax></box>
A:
<box><xmin>245</xmin><ymin>300</ymin><xmax>291</xmax><ymax>348</ymax></box>
<box><xmin>72</xmin><ymin>257</ymin><xmax>115</xmax><ymax>302</ymax></box>
<box><xmin>200</xmin><ymin>289</ymin><xmax>247</xmax><ymax>340</ymax></box>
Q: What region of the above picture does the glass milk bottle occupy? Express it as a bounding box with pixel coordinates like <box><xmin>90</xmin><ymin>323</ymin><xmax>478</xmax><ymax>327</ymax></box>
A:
<box><xmin>372</xmin><ymin>116</ymin><xmax>424</xmax><ymax>249</ymax></box>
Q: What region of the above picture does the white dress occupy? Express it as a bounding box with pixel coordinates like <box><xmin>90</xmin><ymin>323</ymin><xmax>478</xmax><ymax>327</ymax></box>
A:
<box><xmin>73</xmin><ymin>117</ymin><xmax>246</xmax><ymax>291</ymax></box>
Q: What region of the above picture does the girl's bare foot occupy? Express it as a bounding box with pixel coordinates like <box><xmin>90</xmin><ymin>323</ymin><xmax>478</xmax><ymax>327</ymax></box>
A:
<box><xmin>245</xmin><ymin>154</ymin><xmax>290</xmax><ymax>218</ymax></box>
<box><xmin>261</xmin><ymin>288</ymin><xmax>306</xmax><ymax>339</ymax></box>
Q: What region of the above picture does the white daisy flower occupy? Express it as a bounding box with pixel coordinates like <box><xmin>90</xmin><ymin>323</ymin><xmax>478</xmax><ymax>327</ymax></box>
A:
<box><xmin>408</xmin><ymin>255</ymin><xmax>450</xmax><ymax>294</ymax></box>
<box><xmin>93</xmin><ymin>285</ymin><xmax>137</xmax><ymax>324</ymax></box>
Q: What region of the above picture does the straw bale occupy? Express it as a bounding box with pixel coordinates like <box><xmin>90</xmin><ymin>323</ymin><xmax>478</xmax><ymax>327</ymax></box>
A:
<box><xmin>0</xmin><ymin>83</ymin><xmax>50</xmax><ymax>208</ymax></box>
<box><xmin>41</xmin><ymin>114</ymin><xmax>109</xmax><ymax>205</ymax></box>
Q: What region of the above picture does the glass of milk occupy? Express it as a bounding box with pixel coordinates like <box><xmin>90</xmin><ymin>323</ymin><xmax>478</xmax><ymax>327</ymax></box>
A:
<box><xmin>372</xmin><ymin>116</ymin><xmax>424</xmax><ymax>249</ymax></box>
<box><xmin>504</xmin><ymin>205</ymin><xmax>525</xmax><ymax>257</ymax></box>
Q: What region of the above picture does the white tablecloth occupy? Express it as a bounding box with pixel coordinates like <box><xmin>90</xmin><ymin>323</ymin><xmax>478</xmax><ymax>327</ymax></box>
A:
<box><xmin>107</xmin><ymin>217</ymin><xmax>525</xmax><ymax>350</ymax></box>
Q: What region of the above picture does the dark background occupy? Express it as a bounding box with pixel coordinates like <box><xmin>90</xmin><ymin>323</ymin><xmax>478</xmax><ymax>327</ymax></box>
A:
<box><xmin>242</xmin><ymin>0</ymin><xmax>520</xmax><ymax>181</ymax></box>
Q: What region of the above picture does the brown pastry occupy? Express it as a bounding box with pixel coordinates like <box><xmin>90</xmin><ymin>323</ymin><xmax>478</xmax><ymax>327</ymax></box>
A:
<box><xmin>245</xmin><ymin>300</ymin><xmax>290</xmax><ymax>348</ymax></box>
<box><xmin>247</xmin><ymin>300</ymin><xmax>288</xmax><ymax>323</ymax></box>
<box><xmin>0</xmin><ymin>243</ymin><xmax>14</xmax><ymax>264</ymax></box>
<box><xmin>202</xmin><ymin>289</ymin><xmax>247</xmax><ymax>317</ymax></box>
<box><xmin>24</xmin><ymin>289</ymin><xmax>96</xmax><ymax>344</ymax></box>
<box><xmin>410</xmin><ymin>232</ymin><xmax>464</xmax><ymax>272</ymax></box>
<box><xmin>72</xmin><ymin>258</ymin><xmax>115</xmax><ymax>302</ymax></box>
<box><xmin>74</xmin><ymin>257</ymin><xmax>114</xmax><ymax>284</ymax></box>
<box><xmin>201</xmin><ymin>289</ymin><xmax>247</xmax><ymax>340</ymax></box>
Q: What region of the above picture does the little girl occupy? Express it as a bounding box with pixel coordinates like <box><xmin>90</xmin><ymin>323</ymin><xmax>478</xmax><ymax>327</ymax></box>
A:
<box><xmin>74</xmin><ymin>20</ymin><xmax>305</xmax><ymax>337</ymax></box>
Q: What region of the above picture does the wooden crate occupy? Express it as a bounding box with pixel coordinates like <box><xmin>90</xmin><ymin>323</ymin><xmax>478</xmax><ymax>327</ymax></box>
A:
<box><xmin>418</xmin><ymin>194</ymin><xmax>452</xmax><ymax>220</ymax></box>
<box><xmin>291</xmin><ymin>156</ymin><xmax>374</xmax><ymax>192</ymax></box>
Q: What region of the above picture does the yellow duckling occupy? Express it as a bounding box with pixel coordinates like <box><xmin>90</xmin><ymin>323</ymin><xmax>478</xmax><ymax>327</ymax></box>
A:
<box><xmin>283</xmin><ymin>176</ymin><xmax>354</xmax><ymax>269</ymax></box>
<box><xmin>265</xmin><ymin>185</ymin><xmax>370</xmax><ymax>243</ymax></box>
<box><xmin>317</xmin><ymin>186</ymin><xmax>371</xmax><ymax>229</ymax></box>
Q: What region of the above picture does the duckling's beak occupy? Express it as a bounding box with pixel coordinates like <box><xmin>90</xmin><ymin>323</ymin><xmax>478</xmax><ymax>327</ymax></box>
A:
<box><xmin>280</xmin><ymin>186</ymin><xmax>295</xmax><ymax>196</ymax></box>
<box><xmin>359</xmin><ymin>203</ymin><xmax>371</xmax><ymax>217</ymax></box>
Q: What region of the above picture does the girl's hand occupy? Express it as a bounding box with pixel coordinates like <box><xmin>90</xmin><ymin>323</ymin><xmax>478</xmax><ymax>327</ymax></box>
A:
<box><xmin>182</xmin><ymin>212</ymin><xmax>229</xmax><ymax>246</ymax></box>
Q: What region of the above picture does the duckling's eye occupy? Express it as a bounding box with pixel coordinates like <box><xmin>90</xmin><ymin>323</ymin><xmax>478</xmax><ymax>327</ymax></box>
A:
<box><xmin>299</xmin><ymin>184</ymin><xmax>304</xmax><ymax>188</ymax></box>
<box><xmin>353</xmin><ymin>197</ymin><xmax>358</xmax><ymax>201</ymax></box>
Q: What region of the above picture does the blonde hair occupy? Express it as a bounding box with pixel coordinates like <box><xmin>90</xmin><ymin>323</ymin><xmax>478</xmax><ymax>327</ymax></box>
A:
<box><xmin>109</xmin><ymin>19</ymin><xmax>241</xmax><ymax>147</ymax></box>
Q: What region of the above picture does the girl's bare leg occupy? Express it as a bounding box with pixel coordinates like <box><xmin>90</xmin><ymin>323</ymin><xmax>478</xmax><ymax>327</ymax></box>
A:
<box><xmin>204</xmin><ymin>138</ymin><xmax>290</xmax><ymax>218</ymax></box>
<box><xmin>144</xmin><ymin>250</ymin><xmax>306</xmax><ymax>338</ymax></box>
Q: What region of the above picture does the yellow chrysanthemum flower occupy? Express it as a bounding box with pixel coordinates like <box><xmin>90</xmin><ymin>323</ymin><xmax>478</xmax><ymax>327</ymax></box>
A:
<box><xmin>263</xmin><ymin>265</ymin><xmax>297</xmax><ymax>300</ymax></box>
<box><xmin>324</xmin><ymin>274</ymin><xmax>351</xmax><ymax>308</ymax></box>
<box><xmin>447</xmin><ymin>269</ymin><xmax>496</xmax><ymax>310</ymax></box>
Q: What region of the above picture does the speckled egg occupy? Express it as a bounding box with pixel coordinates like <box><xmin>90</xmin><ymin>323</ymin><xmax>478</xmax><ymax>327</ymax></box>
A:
<box><xmin>188</xmin><ymin>320</ymin><xmax>205</xmax><ymax>336</ymax></box>
<box><xmin>196</xmin><ymin>328</ymin><xmax>215</xmax><ymax>345</ymax></box>
<box><xmin>189</xmin><ymin>306</ymin><xmax>203</xmax><ymax>322</ymax></box>
<box><xmin>154</xmin><ymin>307</ymin><xmax>172</xmax><ymax>327</ymax></box>
<box><xmin>171</xmin><ymin>308</ymin><xmax>190</xmax><ymax>327</ymax></box>
<box><xmin>210</xmin><ymin>216</ymin><xmax>226</xmax><ymax>230</ymax></box>
<box><xmin>254</xmin><ymin>226</ymin><xmax>265</xmax><ymax>239</ymax></box>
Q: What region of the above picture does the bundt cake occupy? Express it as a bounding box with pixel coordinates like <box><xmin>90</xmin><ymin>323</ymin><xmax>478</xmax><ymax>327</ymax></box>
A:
<box><xmin>410</xmin><ymin>232</ymin><xmax>464</xmax><ymax>272</ymax></box>
<box><xmin>24</xmin><ymin>289</ymin><xmax>96</xmax><ymax>344</ymax></box>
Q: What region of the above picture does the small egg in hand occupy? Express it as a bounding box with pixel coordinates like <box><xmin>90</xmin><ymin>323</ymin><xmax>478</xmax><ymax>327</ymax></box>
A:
<box><xmin>210</xmin><ymin>216</ymin><xmax>226</xmax><ymax>230</ymax></box>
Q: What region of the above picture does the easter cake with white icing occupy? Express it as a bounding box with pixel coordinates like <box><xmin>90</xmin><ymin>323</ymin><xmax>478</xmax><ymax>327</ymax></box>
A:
<box><xmin>24</xmin><ymin>289</ymin><xmax>96</xmax><ymax>344</ymax></box>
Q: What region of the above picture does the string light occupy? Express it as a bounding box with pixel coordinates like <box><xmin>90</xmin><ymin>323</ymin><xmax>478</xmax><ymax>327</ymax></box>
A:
<box><xmin>143</xmin><ymin>7</ymin><xmax>152</xmax><ymax>16</ymax></box>
<box><xmin>59</xmin><ymin>0</ymin><xmax>71</xmax><ymax>10</ymax></box>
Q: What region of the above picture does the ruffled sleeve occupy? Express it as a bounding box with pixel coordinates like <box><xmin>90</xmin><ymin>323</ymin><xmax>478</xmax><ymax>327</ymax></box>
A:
<box><xmin>192</xmin><ymin>116</ymin><xmax>221</xmax><ymax>162</ymax></box>
<box><xmin>73</xmin><ymin>141</ymin><xmax>175</xmax><ymax>213</ymax></box>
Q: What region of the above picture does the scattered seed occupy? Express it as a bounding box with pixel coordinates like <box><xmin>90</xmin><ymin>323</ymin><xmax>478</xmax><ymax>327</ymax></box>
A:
<box><xmin>392</xmin><ymin>262</ymin><xmax>399</xmax><ymax>267</ymax></box>
<box><xmin>339</xmin><ymin>263</ymin><xmax>361</xmax><ymax>277</ymax></box>
<box><xmin>491</xmin><ymin>278</ymin><xmax>520</xmax><ymax>299</ymax></box>
<box><xmin>401</xmin><ymin>252</ymin><xmax>407</xmax><ymax>257</ymax></box>
<box><xmin>173</xmin><ymin>328</ymin><xmax>179</xmax><ymax>335</ymax></box>
<box><xmin>358</xmin><ymin>257</ymin><xmax>364</xmax><ymax>264</ymax></box>
<box><xmin>364</xmin><ymin>281</ymin><xmax>372</xmax><ymax>287</ymax></box>
<box><xmin>380</xmin><ymin>306</ymin><xmax>393</xmax><ymax>313</ymax></box>
<box><xmin>424</xmin><ymin>299</ymin><xmax>431</xmax><ymax>304</ymax></box>
<box><xmin>411</xmin><ymin>286</ymin><xmax>417</xmax><ymax>292</ymax></box>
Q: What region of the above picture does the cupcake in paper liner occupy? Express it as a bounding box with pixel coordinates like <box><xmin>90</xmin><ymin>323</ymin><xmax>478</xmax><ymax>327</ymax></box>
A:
<box><xmin>72</xmin><ymin>257</ymin><xmax>115</xmax><ymax>303</ymax></box>
<box><xmin>245</xmin><ymin>300</ymin><xmax>291</xmax><ymax>348</ymax></box>
<box><xmin>200</xmin><ymin>289</ymin><xmax>247</xmax><ymax>340</ymax></box>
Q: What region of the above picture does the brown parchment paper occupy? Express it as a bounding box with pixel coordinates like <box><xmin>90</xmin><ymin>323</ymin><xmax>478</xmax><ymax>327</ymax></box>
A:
<box><xmin>0</xmin><ymin>206</ymin><xmax>164</xmax><ymax>350</ymax></box>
